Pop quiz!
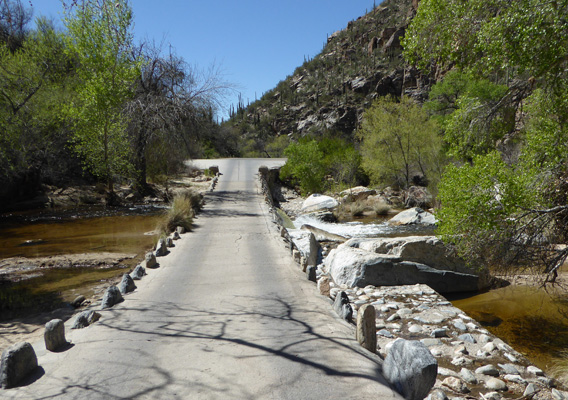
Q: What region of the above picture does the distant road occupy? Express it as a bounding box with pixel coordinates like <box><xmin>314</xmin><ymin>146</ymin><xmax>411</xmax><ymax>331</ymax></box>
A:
<box><xmin>6</xmin><ymin>158</ymin><xmax>399</xmax><ymax>399</ymax></box>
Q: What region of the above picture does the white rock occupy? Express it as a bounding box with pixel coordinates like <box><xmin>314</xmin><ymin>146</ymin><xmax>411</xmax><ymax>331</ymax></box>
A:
<box><xmin>527</xmin><ymin>366</ymin><xmax>544</xmax><ymax>376</ymax></box>
<box><xmin>482</xmin><ymin>342</ymin><xmax>497</xmax><ymax>352</ymax></box>
<box><xmin>479</xmin><ymin>334</ymin><xmax>492</xmax><ymax>344</ymax></box>
<box><xmin>504</xmin><ymin>374</ymin><xmax>526</xmax><ymax>384</ymax></box>
<box><xmin>301</xmin><ymin>194</ymin><xmax>339</xmax><ymax>213</ymax></box>
<box><xmin>485</xmin><ymin>378</ymin><xmax>507</xmax><ymax>391</ymax></box>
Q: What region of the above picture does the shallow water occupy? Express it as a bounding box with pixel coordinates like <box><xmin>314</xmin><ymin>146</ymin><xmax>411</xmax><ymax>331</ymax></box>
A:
<box><xmin>0</xmin><ymin>206</ymin><xmax>162</xmax><ymax>320</ymax></box>
<box><xmin>451</xmin><ymin>285</ymin><xmax>568</xmax><ymax>373</ymax></box>
<box><xmin>0</xmin><ymin>207</ymin><xmax>162</xmax><ymax>259</ymax></box>
<box><xmin>0</xmin><ymin>265</ymin><xmax>128</xmax><ymax>320</ymax></box>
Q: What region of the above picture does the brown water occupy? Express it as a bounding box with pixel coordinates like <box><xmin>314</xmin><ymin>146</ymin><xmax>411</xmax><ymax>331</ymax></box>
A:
<box><xmin>0</xmin><ymin>210</ymin><xmax>162</xmax><ymax>259</ymax></box>
<box><xmin>451</xmin><ymin>285</ymin><xmax>568</xmax><ymax>373</ymax></box>
<box><xmin>0</xmin><ymin>208</ymin><xmax>162</xmax><ymax>320</ymax></box>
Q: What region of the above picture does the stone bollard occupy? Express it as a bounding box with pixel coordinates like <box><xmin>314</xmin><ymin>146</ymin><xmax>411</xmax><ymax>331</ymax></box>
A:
<box><xmin>356</xmin><ymin>304</ymin><xmax>377</xmax><ymax>353</ymax></box>
<box><xmin>71</xmin><ymin>310</ymin><xmax>101</xmax><ymax>329</ymax></box>
<box><xmin>292</xmin><ymin>249</ymin><xmax>301</xmax><ymax>264</ymax></box>
<box><xmin>333</xmin><ymin>291</ymin><xmax>353</xmax><ymax>322</ymax></box>
<box><xmin>383</xmin><ymin>339</ymin><xmax>438</xmax><ymax>400</ymax></box>
<box><xmin>101</xmin><ymin>285</ymin><xmax>124</xmax><ymax>309</ymax></box>
<box><xmin>306</xmin><ymin>265</ymin><xmax>317</xmax><ymax>282</ymax></box>
<box><xmin>45</xmin><ymin>319</ymin><xmax>67</xmax><ymax>352</ymax></box>
<box><xmin>172</xmin><ymin>231</ymin><xmax>181</xmax><ymax>240</ymax></box>
<box><xmin>118</xmin><ymin>273</ymin><xmax>136</xmax><ymax>294</ymax></box>
<box><xmin>0</xmin><ymin>342</ymin><xmax>38</xmax><ymax>389</ymax></box>
<box><xmin>175</xmin><ymin>226</ymin><xmax>185</xmax><ymax>235</ymax></box>
<box><xmin>130</xmin><ymin>265</ymin><xmax>146</xmax><ymax>280</ymax></box>
<box><xmin>143</xmin><ymin>252</ymin><xmax>157</xmax><ymax>269</ymax></box>
<box><xmin>155</xmin><ymin>238</ymin><xmax>167</xmax><ymax>257</ymax></box>
<box><xmin>166</xmin><ymin>237</ymin><xmax>174</xmax><ymax>247</ymax></box>
<box><xmin>300</xmin><ymin>256</ymin><xmax>308</xmax><ymax>272</ymax></box>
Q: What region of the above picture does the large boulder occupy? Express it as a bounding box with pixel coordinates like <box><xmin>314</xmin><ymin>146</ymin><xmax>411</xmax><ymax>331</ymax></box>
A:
<box><xmin>288</xmin><ymin>229</ymin><xmax>321</xmax><ymax>267</ymax></box>
<box><xmin>339</xmin><ymin>186</ymin><xmax>377</xmax><ymax>202</ymax></box>
<box><xmin>325</xmin><ymin>244</ymin><xmax>481</xmax><ymax>293</ymax></box>
<box><xmin>300</xmin><ymin>194</ymin><xmax>339</xmax><ymax>214</ymax></box>
<box><xmin>405</xmin><ymin>186</ymin><xmax>433</xmax><ymax>208</ymax></box>
<box><xmin>0</xmin><ymin>342</ymin><xmax>38</xmax><ymax>389</ymax></box>
<box><xmin>345</xmin><ymin>236</ymin><xmax>474</xmax><ymax>276</ymax></box>
<box><xmin>389</xmin><ymin>207</ymin><xmax>437</xmax><ymax>226</ymax></box>
<box><xmin>383</xmin><ymin>339</ymin><xmax>438</xmax><ymax>400</ymax></box>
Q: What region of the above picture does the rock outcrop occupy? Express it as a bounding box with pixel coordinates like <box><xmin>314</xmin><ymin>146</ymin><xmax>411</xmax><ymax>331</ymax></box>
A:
<box><xmin>325</xmin><ymin>236</ymin><xmax>485</xmax><ymax>293</ymax></box>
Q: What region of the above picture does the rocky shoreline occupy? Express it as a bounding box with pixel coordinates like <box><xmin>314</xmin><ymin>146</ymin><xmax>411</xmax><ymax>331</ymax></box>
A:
<box><xmin>259</xmin><ymin>166</ymin><xmax>567</xmax><ymax>400</ymax></box>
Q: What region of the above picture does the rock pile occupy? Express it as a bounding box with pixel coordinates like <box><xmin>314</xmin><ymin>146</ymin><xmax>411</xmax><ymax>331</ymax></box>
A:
<box><xmin>326</xmin><ymin>282</ymin><xmax>560</xmax><ymax>400</ymax></box>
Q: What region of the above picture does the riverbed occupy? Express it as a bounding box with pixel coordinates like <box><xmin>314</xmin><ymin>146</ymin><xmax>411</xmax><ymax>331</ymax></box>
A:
<box><xmin>0</xmin><ymin>206</ymin><xmax>162</xmax><ymax>320</ymax></box>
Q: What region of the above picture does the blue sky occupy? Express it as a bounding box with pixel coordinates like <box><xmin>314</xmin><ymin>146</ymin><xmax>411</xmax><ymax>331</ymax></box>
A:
<box><xmin>30</xmin><ymin>0</ymin><xmax>377</xmax><ymax>120</ymax></box>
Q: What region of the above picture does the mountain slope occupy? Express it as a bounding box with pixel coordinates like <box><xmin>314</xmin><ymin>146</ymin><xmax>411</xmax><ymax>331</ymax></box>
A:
<box><xmin>228</xmin><ymin>0</ymin><xmax>433</xmax><ymax>147</ymax></box>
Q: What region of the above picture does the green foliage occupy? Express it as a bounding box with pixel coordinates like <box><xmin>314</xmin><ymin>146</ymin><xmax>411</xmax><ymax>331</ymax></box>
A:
<box><xmin>280</xmin><ymin>139</ymin><xmax>326</xmax><ymax>194</ymax></box>
<box><xmin>63</xmin><ymin>0</ymin><xmax>141</xmax><ymax>189</ymax></box>
<box><xmin>358</xmin><ymin>96</ymin><xmax>444</xmax><ymax>189</ymax></box>
<box><xmin>280</xmin><ymin>136</ymin><xmax>362</xmax><ymax>195</ymax></box>
<box><xmin>427</xmin><ymin>71</ymin><xmax>512</xmax><ymax>160</ymax></box>
<box><xmin>403</xmin><ymin>0</ymin><xmax>568</xmax><ymax>80</ymax></box>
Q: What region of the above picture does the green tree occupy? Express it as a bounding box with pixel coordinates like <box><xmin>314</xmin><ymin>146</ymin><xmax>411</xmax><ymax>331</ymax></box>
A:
<box><xmin>357</xmin><ymin>96</ymin><xmax>443</xmax><ymax>189</ymax></box>
<box><xmin>426</xmin><ymin>71</ymin><xmax>513</xmax><ymax>161</ymax></box>
<box><xmin>63</xmin><ymin>0</ymin><xmax>141</xmax><ymax>196</ymax></box>
<box><xmin>280</xmin><ymin>139</ymin><xmax>326</xmax><ymax>195</ymax></box>
<box><xmin>404</xmin><ymin>0</ymin><xmax>568</xmax><ymax>282</ymax></box>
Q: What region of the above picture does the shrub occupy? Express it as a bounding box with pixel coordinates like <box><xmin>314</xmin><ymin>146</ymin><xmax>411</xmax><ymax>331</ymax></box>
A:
<box><xmin>373</xmin><ymin>201</ymin><xmax>391</xmax><ymax>216</ymax></box>
<box><xmin>156</xmin><ymin>189</ymin><xmax>202</xmax><ymax>235</ymax></box>
<box><xmin>350</xmin><ymin>200</ymin><xmax>366</xmax><ymax>217</ymax></box>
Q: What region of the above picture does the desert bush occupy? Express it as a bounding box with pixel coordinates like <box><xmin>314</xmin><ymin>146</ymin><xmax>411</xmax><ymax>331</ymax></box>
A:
<box><xmin>156</xmin><ymin>189</ymin><xmax>202</xmax><ymax>235</ymax></box>
<box><xmin>350</xmin><ymin>200</ymin><xmax>366</xmax><ymax>217</ymax></box>
<box><xmin>373</xmin><ymin>201</ymin><xmax>391</xmax><ymax>216</ymax></box>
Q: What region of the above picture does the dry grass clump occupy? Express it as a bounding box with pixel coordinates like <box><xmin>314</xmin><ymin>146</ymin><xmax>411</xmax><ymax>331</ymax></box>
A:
<box><xmin>373</xmin><ymin>201</ymin><xmax>392</xmax><ymax>216</ymax></box>
<box><xmin>350</xmin><ymin>200</ymin><xmax>366</xmax><ymax>217</ymax></box>
<box><xmin>157</xmin><ymin>189</ymin><xmax>203</xmax><ymax>235</ymax></box>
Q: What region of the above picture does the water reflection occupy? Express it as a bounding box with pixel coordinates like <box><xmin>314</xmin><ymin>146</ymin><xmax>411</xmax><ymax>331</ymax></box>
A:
<box><xmin>0</xmin><ymin>207</ymin><xmax>162</xmax><ymax>259</ymax></box>
<box><xmin>452</xmin><ymin>285</ymin><xmax>568</xmax><ymax>371</ymax></box>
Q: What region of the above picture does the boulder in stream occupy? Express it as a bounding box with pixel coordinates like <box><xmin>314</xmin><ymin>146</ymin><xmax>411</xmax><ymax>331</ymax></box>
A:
<box><xmin>300</xmin><ymin>194</ymin><xmax>339</xmax><ymax>214</ymax></box>
<box><xmin>325</xmin><ymin>237</ymin><xmax>483</xmax><ymax>293</ymax></box>
<box><xmin>389</xmin><ymin>207</ymin><xmax>437</xmax><ymax>226</ymax></box>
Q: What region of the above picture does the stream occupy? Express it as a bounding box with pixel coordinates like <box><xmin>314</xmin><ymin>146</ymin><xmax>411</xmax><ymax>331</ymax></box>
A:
<box><xmin>0</xmin><ymin>206</ymin><xmax>162</xmax><ymax>320</ymax></box>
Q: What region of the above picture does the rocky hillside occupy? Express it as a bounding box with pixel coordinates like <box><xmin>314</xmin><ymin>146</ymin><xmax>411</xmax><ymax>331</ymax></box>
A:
<box><xmin>229</xmin><ymin>0</ymin><xmax>434</xmax><ymax>143</ymax></box>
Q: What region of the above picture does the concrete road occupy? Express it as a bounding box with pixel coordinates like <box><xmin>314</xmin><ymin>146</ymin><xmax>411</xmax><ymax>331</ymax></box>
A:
<box><xmin>4</xmin><ymin>158</ymin><xmax>400</xmax><ymax>399</ymax></box>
